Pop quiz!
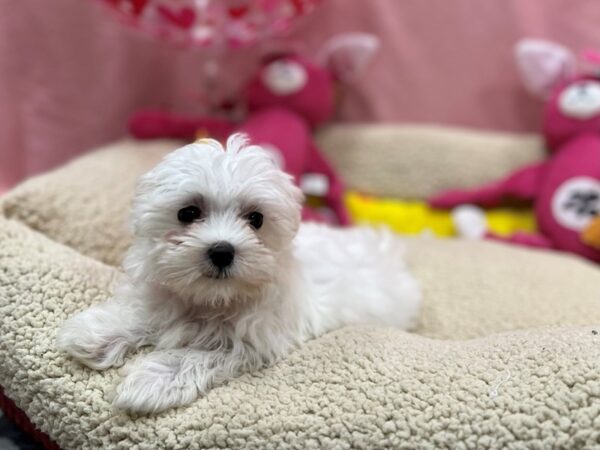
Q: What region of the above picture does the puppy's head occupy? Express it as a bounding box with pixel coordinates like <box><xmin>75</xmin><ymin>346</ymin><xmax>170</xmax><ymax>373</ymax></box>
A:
<box><xmin>125</xmin><ymin>134</ymin><xmax>303</xmax><ymax>307</ymax></box>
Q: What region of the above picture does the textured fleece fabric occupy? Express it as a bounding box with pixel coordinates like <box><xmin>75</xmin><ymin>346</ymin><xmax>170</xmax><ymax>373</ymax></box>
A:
<box><xmin>1</xmin><ymin>127</ymin><xmax>600</xmax><ymax>449</ymax></box>
<box><xmin>318</xmin><ymin>124</ymin><xmax>545</xmax><ymax>199</ymax></box>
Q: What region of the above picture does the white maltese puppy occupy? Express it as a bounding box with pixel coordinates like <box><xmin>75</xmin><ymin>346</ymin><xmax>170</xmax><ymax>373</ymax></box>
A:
<box><xmin>57</xmin><ymin>134</ymin><xmax>420</xmax><ymax>414</ymax></box>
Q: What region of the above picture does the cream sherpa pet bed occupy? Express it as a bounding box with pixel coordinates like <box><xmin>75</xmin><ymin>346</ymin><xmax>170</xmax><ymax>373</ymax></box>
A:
<box><xmin>1</xmin><ymin>126</ymin><xmax>600</xmax><ymax>449</ymax></box>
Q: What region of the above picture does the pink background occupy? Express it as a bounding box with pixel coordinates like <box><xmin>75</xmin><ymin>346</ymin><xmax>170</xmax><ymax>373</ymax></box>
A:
<box><xmin>2</xmin><ymin>0</ymin><xmax>600</xmax><ymax>191</ymax></box>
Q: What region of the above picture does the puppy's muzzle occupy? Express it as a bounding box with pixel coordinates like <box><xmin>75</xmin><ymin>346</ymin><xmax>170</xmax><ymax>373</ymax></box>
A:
<box><xmin>207</xmin><ymin>242</ymin><xmax>235</xmax><ymax>270</ymax></box>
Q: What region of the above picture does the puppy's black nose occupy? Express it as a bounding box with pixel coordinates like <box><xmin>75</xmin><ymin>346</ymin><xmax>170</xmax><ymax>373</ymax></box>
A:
<box><xmin>207</xmin><ymin>242</ymin><xmax>235</xmax><ymax>270</ymax></box>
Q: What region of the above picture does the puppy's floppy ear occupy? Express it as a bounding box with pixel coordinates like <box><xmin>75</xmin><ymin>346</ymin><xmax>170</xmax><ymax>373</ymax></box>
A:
<box><xmin>258</xmin><ymin>147</ymin><xmax>305</xmax><ymax>208</ymax></box>
<box><xmin>277</xmin><ymin>173</ymin><xmax>304</xmax><ymax>232</ymax></box>
<box><xmin>129</xmin><ymin>171</ymin><xmax>157</xmax><ymax>235</ymax></box>
<box><xmin>287</xmin><ymin>174</ymin><xmax>305</xmax><ymax>208</ymax></box>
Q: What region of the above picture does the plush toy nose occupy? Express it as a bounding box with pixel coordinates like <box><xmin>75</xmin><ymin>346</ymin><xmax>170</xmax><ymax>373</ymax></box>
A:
<box><xmin>208</xmin><ymin>242</ymin><xmax>235</xmax><ymax>269</ymax></box>
<box><xmin>581</xmin><ymin>216</ymin><xmax>600</xmax><ymax>250</ymax></box>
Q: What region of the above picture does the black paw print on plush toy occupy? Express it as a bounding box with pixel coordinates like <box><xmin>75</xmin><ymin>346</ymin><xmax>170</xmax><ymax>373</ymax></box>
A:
<box><xmin>563</xmin><ymin>190</ymin><xmax>599</xmax><ymax>217</ymax></box>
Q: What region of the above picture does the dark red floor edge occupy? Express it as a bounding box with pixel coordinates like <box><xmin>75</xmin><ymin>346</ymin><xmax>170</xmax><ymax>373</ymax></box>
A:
<box><xmin>0</xmin><ymin>386</ymin><xmax>61</xmax><ymax>450</ymax></box>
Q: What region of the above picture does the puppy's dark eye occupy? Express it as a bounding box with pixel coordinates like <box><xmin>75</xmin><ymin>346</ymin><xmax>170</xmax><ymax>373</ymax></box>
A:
<box><xmin>177</xmin><ymin>206</ymin><xmax>202</xmax><ymax>224</ymax></box>
<box><xmin>247</xmin><ymin>211</ymin><xmax>263</xmax><ymax>230</ymax></box>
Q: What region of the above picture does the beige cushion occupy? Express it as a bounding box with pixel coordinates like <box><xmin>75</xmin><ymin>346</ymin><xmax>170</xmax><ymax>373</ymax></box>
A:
<box><xmin>1</xmin><ymin>139</ymin><xmax>177</xmax><ymax>266</ymax></box>
<box><xmin>2</xmin><ymin>126</ymin><xmax>600</xmax><ymax>448</ymax></box>
<box><xmin>408</xmin><ymin>238</ymin><xmax>600</xmax><ymax>339</ymax></box>
<box><xmin>318</xmin><ymin>124</ymin><xmax>545</xmax><ymax>198</ymax></box>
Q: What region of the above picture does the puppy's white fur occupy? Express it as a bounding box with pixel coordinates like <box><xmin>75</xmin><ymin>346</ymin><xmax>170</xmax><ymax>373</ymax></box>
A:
<box><xmin>57</xmin><ymin>134</ymin><xmax>420</xmax><ymax>413</ymax></box>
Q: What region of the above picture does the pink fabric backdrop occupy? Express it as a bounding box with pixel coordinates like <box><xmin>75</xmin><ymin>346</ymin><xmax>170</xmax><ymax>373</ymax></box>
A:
<box><xmin>2</xmin><ymin>0</ymin><xmax>600</xmax><ymax>191</ymax></box>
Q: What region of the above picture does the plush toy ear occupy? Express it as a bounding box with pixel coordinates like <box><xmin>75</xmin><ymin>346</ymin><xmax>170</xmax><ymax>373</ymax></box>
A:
<box><xmin>318</xmin><ymin>32</ymin><xmax>380</xmax><ymax>83</ymax></box>
<box><xmin>515</xmin><ymin>38</ymin><xmax>576</xmax><ymax>98</ymax></box>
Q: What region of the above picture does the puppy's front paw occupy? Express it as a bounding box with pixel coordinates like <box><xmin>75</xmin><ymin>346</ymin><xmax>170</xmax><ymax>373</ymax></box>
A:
<box><xmin>56</xmin><ymin>313</ymin><xmax>130</xmax><ymax>370</ymax></box>
<box><xmin>113</xmin><ymin>352</ymin><xmax>199</xmax><ymax>414</ymax></box>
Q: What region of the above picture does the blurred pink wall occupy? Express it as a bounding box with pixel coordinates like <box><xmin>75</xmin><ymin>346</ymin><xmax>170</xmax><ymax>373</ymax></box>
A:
<box><xmin>2</xmin><ymin>0</ymin><xmax>600</xmax><ymax>191</ymax></box>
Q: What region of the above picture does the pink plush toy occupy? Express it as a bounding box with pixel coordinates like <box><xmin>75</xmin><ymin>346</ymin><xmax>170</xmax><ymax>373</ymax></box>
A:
<box><xmin>129</xmin><ymin>33</ymin><xmax>380</xmax><ymax>225</ymax></box>
<box><xmin>430</xmin><ymin>39</ymin><xmax>600</xmax><ymax>263</ymax></box>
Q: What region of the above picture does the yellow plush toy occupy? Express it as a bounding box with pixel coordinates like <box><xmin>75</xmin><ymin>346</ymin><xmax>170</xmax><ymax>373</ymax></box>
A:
<box><xmin>345</xmin><ymin>192</ymin><xmax>536</xmax><ymax>238</ymax></box>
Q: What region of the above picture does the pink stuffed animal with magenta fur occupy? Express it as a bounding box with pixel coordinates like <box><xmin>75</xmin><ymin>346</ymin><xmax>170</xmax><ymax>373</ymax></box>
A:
<box><xmin>430</xmin><ymin>39</ymin><xmax>600</xmax><ymax>263</ymax></box>
<box><xmin>129</xmin><ymin>33</ymin><xmax>380</xmax><ymax>226</ymax></box>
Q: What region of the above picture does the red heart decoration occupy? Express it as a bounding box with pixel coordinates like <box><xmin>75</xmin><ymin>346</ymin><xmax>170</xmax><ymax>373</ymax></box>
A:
<box><xmin>106</xmin><ymin>0</ymin><xmax>149</xmax><ymax>16</ymax></box>
<box><xmin>130</xmin><ymin>0</ymin><xmax>149</xmax><ymax>15</ymax></box>
<box><xmin>228</xmin><ymin>5</ymin><xmax>249</xmax><ymax>18</ymax></box>
<box><xmin>157</xmin><ymin>6</ymin><xmax>196</xmax><ymax>29</ymax></box>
